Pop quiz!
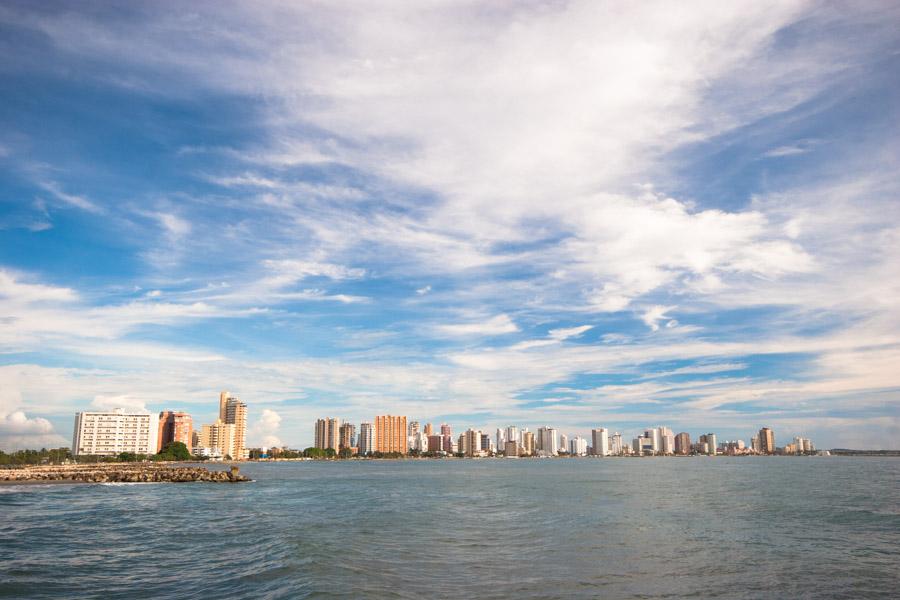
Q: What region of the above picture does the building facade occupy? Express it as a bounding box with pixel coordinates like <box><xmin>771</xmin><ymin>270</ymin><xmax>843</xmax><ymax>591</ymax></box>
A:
<box><xmin>591</xmin><ymin>428</ymin><xmax>609</xmax><ymax>456</ymax></box>
<box><xmin>315</xmin><ymin>418</ymin><xmax>340</xmax><ymax>450</ymax></box>
<box><xmin>375</xmin><ymin>415</ymin><xmax>408</xmax><ymax>454</ymax></box>
<box><xmin>358</xmin><ymin>422</ymin><xmax>375</xmax><ymax>455</ymax></box>
<box><xmin>72</xmin><ymin>409</ymin><xmax>158</xmax><ymax>456</ymax></box>
<box><xmin>759</xmin><ymin>427</ymin><xmax>775</xmax><ymax>454</ymax></box>
<box><xmin>157</xmin><ymin>411</ymin><xmax>192</xmax><ymax>452</ymax></box>
<box><xmin>339</xmin><ymin>422</ymin><xmax>356</xmax><ymax>450</ymax></box>
<box><xmin>199</xmin><ymin>420</ymin><xmax>237</xmax><ymax>458</ymax></box>
<box><xmin>674</xmin><ymin>432</ymin><xmax>691</xmax><ymax>455</ymax></box>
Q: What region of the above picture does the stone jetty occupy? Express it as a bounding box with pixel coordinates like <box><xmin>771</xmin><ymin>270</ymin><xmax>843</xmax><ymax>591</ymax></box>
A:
<box><xmin>0</xmin><ymin>463</ymin><xmax>251</xmax><ymax>484</ymax></box>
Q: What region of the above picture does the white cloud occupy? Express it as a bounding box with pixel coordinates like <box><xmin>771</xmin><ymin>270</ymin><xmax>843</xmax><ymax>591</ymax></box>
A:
<box><xmin>0</xmin><ymin>270</ymin><xmax>77</xmax><ymax>303</ymax></box>
<box><xmin>0</xmin><ymin>410</ymin><xmax>67</xmax><ymax>451</ymax></box>
<box><xmin>250</xmin><ymin>408</ymin><xmax>283</xmax><ymax>448</ymax></box>
<box><xmin>641</xmin><ymin>305</ymin><xmax>676</xmax><ymax>331</ymax></box>
<box><xmin>91</xmin><ymin>394</ymin><xmax>148</xmax><ymax>412</ymax></box>
<box><xmin>38</xmin><ymin>181</ymin><xmax>102</xmax><ymax>213</ymax></box>
<box><xmin>436</xmin><ymin>314</ymin><xmax>519</xmax><ymax>337</ymax></box>
<box><xmin>548</xmin><ymin>325</ymin><xmax>593</xmax><ymax>341</ymax></box>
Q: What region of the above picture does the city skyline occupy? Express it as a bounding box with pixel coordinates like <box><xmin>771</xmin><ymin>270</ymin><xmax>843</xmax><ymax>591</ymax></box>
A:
<box><xmin>1</xmin><ymin>3</ymin><xmax>899</xmax><ymax>451</ymax></box>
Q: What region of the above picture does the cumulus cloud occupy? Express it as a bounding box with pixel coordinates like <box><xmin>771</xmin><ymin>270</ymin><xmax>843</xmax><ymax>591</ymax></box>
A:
<box><xmin>250</xmin><ymin>408</ymin><xmax>283</xmax><ymax>448</ymax></box>
<box><xmin>0</xmin><ymin>411</ymin><xmax>67</xmax><ymax>451</ymax></box>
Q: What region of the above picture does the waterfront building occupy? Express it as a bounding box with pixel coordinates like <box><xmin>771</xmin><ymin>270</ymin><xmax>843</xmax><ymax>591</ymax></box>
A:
<box><xmin>569</xmin><ymin>436</ymin><xmax>588</xmax><ymax>456</ymax></box>
<box><xmin>759</xmin><ymin>427</ymin><xmax>775</xmax><ymax>454</ymax></box>
<box><xmin>537</xmin><ymin>426</ymin><xmax>559</xmax><ymax>456</ymax></box>
<box><xmin>199</xmin><ymin>419</ymin><xmax>237</xmax><ymax>458</ymax></box>
<box><xmin>591</xmin><ymin>428</ymin><xmax>609</xmax><ymax>456</ymax></box>
<box><xmin>424</xmin><ymin>423</ymin><xmax>434</xmax><ymax>436</ymax></box>
<box><xmin>793</xmin><ymin>437</ymin><xmax>814</xmax><ymax>453</ymax></box>
<box><xmin>643</xmin><ymin>428</ymin><xmax>661</xmax><ymax>454</ymax></box>
<box><xmin>674</xmin><ymin>432</ymin><xmax>691</xmax><ymax>455</ymax></box>
<box><xmin>521</xmin><ymin>431</ymin><xmax>535</xmax><ymax>456</ymax></box>
<box><xmin>504</xmin><ymin>440</ymin><xmax>518</xmax><ymax>456</ymax></box>
<box><xmin>659</xmin><ymin>427</ymin><xmax>675</xmax><ymax>455</ymax></box>
<box><xmin>440</xmin><ymin>423</ymin><xmax>452</xmax><ymax>437</ymax></box>
<box><xmin>375</xmin><ymin>415</ymin><xmax>408</xmax><ymax>454</ymax></box>
<box><xmin>505</xmin><ymin>426</ymin><xmax>519</xmax><ymax>446</ymax></box>
<box><xmin>610</xmin><ymin>432</ymin><xmax>623</xmax><ymax>456</ymax></box>
<box><xmin>409</xmin><ymin>421</ymin><xmax>420</xmax><ymax>436</ymax></box>
<box><xmin>409</xmin><ymin>431</ymin><xmax>428</xmax><ymax>452</ymax></box>
<box><xmin>460</xmin><ymin>429</ymin><xmax>483</xmax><ymax>457</ymax></box>
<box><xmin>495</xmin><ymin>428</ymin><xmax>505</xmax><ymax>452</ymax></box>
<box><xmin>705</xmin><ymin>433</ymin><xmax>717</xmax><ymax>455</ymax></box>
<box><xmin>72</xmin><ymin>409</ymin><xmax>158</xmax><ymax>456</ymax></box>
<box><xmin>631</xmin><ymin>437</ymin><xmax>643</xmax><ymax>456</ymax></box>
<box><xmin>220</xmin><ymin>392</ymin><xmax>248</xmax><ymax>459</ymax></box>
<box><xmin>751</xmin><ymin>435</ymin><xmax>761</xmax><ymax>453</ymax></box>
<box><xmin>427</xmin><ymin>434</ymin><xmax>444</xmax><ymax>453</ymax></box>
<box><xmin>358</xmin><ymin>422</ymin><xmax>375</xmax><ymax>455</ymax></box>
<box><xmin>157</xmin><ymin>411</ymin><xmax>192</xmax><ymax>452</ymax></box>
<box><xmin>339</xmin><ymin>422</ymin><xmax>356</xmax><ymax>450</ymax></box>
<box><xmin>315</xmin><ymin>418</ymin><xmax>340</xmax><ymax>450</ymax></box>
<box><xmin>559</xmin><ymin>434</ymin><xmax>569</xmax><ymax>454</ymax></box>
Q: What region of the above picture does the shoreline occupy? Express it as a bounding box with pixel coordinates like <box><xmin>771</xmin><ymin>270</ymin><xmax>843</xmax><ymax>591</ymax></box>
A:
<box><xmin>0</xmin><ymin>463</ymin><xmax>251</xmax><ymax>484</ymax></box>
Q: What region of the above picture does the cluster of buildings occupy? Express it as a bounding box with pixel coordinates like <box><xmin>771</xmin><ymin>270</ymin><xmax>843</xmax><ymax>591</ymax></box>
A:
<box><xmin>312</xmin><ymin>418</ymin><xmax>817</xmax><ymax>458</ymax></box>
<box><xmin>71</xmin><ymin>391</ymin><xmax>249</xmax><ymax>460</ymax></box>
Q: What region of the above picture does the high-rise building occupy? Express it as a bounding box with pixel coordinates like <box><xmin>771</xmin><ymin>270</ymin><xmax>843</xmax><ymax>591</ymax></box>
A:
<box><xmin>157</xmin><ymin>411</ymin><xmax>192</xmax><ymax>452</ymax></box>
<box><xmin>674</xmin><ymin>432</ymin><xmax>691</xmax><ymax>455</ymax></box>
<box><xmin>591</xmin><ymin>428</ymin><xmax>609</xmax><ymax>456</ymax></box>
<box><xmin>315</xmin><ymin>418</ymin><xmax>340</xmax><ymax>450</ymax></box>
<box><xmin>495</xmin><ymin>428</ymin><xmax>505</xmax><ymax>452</ymax></box>
<box><xmin>440</xmin><ymin>423</ymin><xmax>452</xmax><ymax>436</ymax></box>
<box><xmin>537</xmin><ymin>427</ymin><xmax>559</xmax><ymax>456</ymax></box>
<box><xmin>220</xmin><ymin>392</ymin><xmax>248</xmax><ymax>460</ymax></box>
<box><xmin>424</xmin><ymin>423</ymin><xmax>434</xmax><ymax>436</ymax></box>
<box><xmin>705</xmin><ymin>433</ymin><xmax>717</xmax><ymax>455</ymax></box>
<box><xmin>199</xmin><ymin>419</ymin><xmax>236</xmax><ymax>458</ymax></box>
<box><xmin>751</xmin><ymin>435</ymin><xmax>761</xmax><ymax>453</ymax></box>
<box><xmin>504</xmin><ymin>440</ymin><xmax>518</xmax><ymax>457</ymax></box>
<box><xmin>521</xmin><ymin>431</ymin><xmax>535</xmax><ymax>456</ymax></box>
<box><xmin>72</xmin><ymin>409</ymin><xmax>158</xmax><ymax>456</ymax></box>
<box><xmin>358</xmin><ymin>422</ymin><xmax>375</xmax><ymax>455</ymax></box>
<box><xmin>569</xmin><ymin>436</ymin><xmax>588</xmax><ymax>456</ymax></box>
<box><xmin>408</xmin><ymin>421</ymin><xmax>420</xmax><ymax>436</ymax></box>
<box><xmin>658</xmin><ymin>427</ymin><xmax>675</xmax><ymax>455</ymax></box>
<box><xmin>427</xmin><ymin>434</ymin><xmax>444</xmax><ymax>453</ymax></box>
<box><xmin>610</xmin><ymin>432</ymin><xmax>623</xmax><ymax>456</ymax></box>
<box><xmin>339</xmin><ymin>422</ymin><xmax>356</xmax><ymax>450</ymax></box>
<box><xmin>505</xmin><ymin>426</ymin><xmax>519</xmax><ymax>445</ymax></box>
<box><xmin>759</xmin><ymin>427</ymin><xmax>775</xmax><ymax>454</ymax></box>
<box><xmin>643</xmin><ymin>428</ymin><xmax>661</xmax><ymax>455</ymax></box>
<box><xmin>481</xmin><ymin>432</ymin><xmax>492</xmax><ymax>453</ymax></box>
<box><xmin>462</xmin><ymin>429</ymin><xmax>483</xmax><ymax>457</ymax></box>
<box><xmin>375</xmin><ymin>415</ymin><xmax>408</xmax><ymax>454</ymax></box>
<box><xmin>559</xmin><ymin>433</ymin><xmax>568</xmax><ymax>454</ymax></box>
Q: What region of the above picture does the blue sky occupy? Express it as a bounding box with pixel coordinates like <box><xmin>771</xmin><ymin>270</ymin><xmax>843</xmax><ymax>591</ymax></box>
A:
<box><xmin>1</xmin><ymin>1</ymin><xmax>898</xmax><ymax>450</ymax></box>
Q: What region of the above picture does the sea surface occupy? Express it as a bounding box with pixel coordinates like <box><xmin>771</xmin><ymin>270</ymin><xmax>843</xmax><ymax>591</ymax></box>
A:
<box><xmin>1</xmin><ymin>457</ymin><xmax>898</xmax><ymax>599</ymax></box>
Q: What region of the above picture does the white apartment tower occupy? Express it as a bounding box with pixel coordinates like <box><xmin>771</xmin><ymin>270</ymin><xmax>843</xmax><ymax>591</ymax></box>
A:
<box><xmin>591</xmin><ymin>428</ymin><xmax>610</xmax><ymax>456</ymax></box>
<box><xmin>72</xmin><ymin>409</ymin><xmax>158</xmax><ymax>456</ymax></box>
<box><xmin>358</xmin><ymin>422</ymin><xmax>375</xmax><ymax>455</ymax></box>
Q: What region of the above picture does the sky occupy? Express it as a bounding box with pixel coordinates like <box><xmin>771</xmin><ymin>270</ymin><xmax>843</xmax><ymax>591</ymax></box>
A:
<box><xmin>1</xmin><ymin>0</ymin><xmax>899</xmax><ymax>451</ymax></box>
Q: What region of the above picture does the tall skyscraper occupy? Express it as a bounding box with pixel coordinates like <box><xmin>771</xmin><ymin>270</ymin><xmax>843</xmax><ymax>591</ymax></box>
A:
<box><xmin>675</xmin><ymin>432</ymin><xmax>691</xmax><ymax>455</ymax></box>
<box><xmin>157</xmin><ymin>411</ymin><xmax>192</xmax><ymax>452</ymax></box>
<box><xmin>495</xmin><ymin>428</ymin><xmax>505</xmax><ymax>452</ymax></box>
<box><xmin>424</xmin><ymin>423</ymin><xmax>434</xmax><ymax>436</ymax></box>
<box><xmin>759</xmin><ymin>427</ymin><xmax>775</xmax><ymax>454</ymax></box>
<box><xmin>505</xmin><ymin>425</ymin><xmax>519</xmax><ymax>445</ymax></box>
<box><xmin>315</xmin><ymin>418</ymin><xmax>340</xmax><ymax>450</ymax></box>
<box><xmin>462</xmin><ymin>428</ymin><xmax>483</xmax><ymax>457</ymax></box>
<box><xmin>72</xmin><ymin>409</ymin><xmax>158</xmax><ymax>456</ymax></box>
<box><xmin>569</xmin><ymin>436</ymin><xmax>588</xmax><ymax>456</ymax></box>
<box><xmin>408</xmin><ymin>421</ymin><xmax>420</xmax><ymax>436</ymax></box>
<box><xmin>591</xmin><ymin>428</ymin><xmax>609</xmax><ymax>456</ymax></box>
<box><xmin>643</xmin><ymin>428</ymin><xmax>661</xmax><ymax>454</ymax></box>
<box><xmin>375</xmin><ymin>415</ymin><xmax>408</xmax><ymax>454</ymax></box>
<box><xmin>339</xmin><ymin>422</ymin><xmax>356</xmax><ymax>449</ymax></box>
<box><xmin>610</xmin><ymin>432</ymin><xmax>623</xmax><ymax>456</ymax></box>
<box><xmin>220</xmin><ymin>392</ymin><xmax>247</xmax><ymax>459</ymax></box>
<box><xmin>199</xmin><ymin>420</ymin><xmax>236</xmax><ymax>458</ymax></box>
<box><xmin>658</xmin><ymin>427</ymin><xmax>675</xmax><ymax>455</ymax></box>
<box><xmin>358</xmin><ymin>422</ymin><xmax>375</xmax><ymax>455</ymax></box>
<box><xmin>705</xmin><ymin>433</ymin><xmax>718</xmax><ymax>455</ymax></box>
<box><xmin>521</xmin><ymin>431</ymin><xmax>535</xmax><ymax>456</ymax></box>
<box><xmin>537</xmin><ymin>427</ymin><xmax>559</xmax><ymax>456</ymax></box>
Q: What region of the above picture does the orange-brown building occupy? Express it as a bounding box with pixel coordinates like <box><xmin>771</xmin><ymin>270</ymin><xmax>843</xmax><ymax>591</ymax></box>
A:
<box><xmin>157</xmin><ymin>411</ymin><xmax>193</xmax><ymax>452</ymax></box>
<box><xmin>375</xmin><ymin>415</ymin><xmax>408</xmax><ymax>454</ymax></box>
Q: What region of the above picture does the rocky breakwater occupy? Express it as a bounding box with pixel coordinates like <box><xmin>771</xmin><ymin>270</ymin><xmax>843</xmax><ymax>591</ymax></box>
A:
<box><xmin>0</xmin><ymin>463</ymin><xmax>251</xmax><ymax>484</ymax></box>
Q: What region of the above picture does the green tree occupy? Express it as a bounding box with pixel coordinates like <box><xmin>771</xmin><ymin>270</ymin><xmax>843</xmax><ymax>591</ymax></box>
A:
<box><xmin>156</xmin><ymin>441</ymin><xmax>191</xmax><ymax>461</ymax></box>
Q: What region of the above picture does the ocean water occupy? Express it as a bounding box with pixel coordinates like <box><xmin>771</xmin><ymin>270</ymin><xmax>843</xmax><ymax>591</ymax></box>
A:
<box><xmin>1</xmin><ymin>457</ymin><xmax>898</xmax><ymax>599</ymax></box>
